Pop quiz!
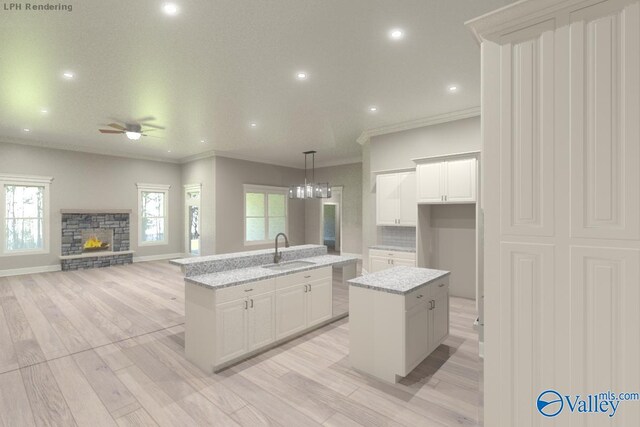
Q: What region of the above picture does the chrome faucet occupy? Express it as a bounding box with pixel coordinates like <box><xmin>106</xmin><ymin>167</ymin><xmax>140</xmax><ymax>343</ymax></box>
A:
<box><xmin>273</xmin><ymin>232</ymin><xmax>290</xmax><ymax>263</ymax></box>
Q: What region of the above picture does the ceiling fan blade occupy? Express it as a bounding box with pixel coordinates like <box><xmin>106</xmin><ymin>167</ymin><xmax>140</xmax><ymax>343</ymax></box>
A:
<box><xmin>141</xmin><ymin>123</ymin><xmax>165</xmax><ymax>130</ymax></box>
<box><xmin>141</xmin><ymin>134</ymin><xmax>162</xmax><ymax>138</ymax></box>
<box><xmin>107</xmin><ymin>123</ymin><xmax>126</xmax><ymax>131</ymax></box>
<box><xmin>135</xmin><ymin>116</ymin><xmax>156</xmax><ymax>123</ymax></box>
<box><xmin>99</xmin><ymin>129</ymin><xmax>124</xmax><ymax>134</ymax></box>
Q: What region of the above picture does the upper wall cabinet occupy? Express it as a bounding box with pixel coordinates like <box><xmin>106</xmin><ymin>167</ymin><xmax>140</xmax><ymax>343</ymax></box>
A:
<box><xmin>376</xmin><ymin>171</ymin><xmax>416</xmax><ymax>226</ymax></box>
<box><xmin>416</xmin><ymin>157</ymin><xmax>477</xmax><ymax>204</ymax></box>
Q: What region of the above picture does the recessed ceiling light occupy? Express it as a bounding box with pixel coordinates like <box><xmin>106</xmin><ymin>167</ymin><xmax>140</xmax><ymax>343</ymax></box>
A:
<box><xmin>62</xmin><ymin>71</ymin><xmax>74</xmax><ymax>79</ymax></box>
<box><xmin>389</xmin><ymin>28</ymin><xmax>404</xmax><ymax>40</ymax></box>
<box><xmin>448</xmin><ymin>85</ymin><xmax>459</xmax><ymax>92</ymax></box>
<box><xmin>296</xmin><ymin>71</ymin><xmax>308</xmax><ymax>80</ymax></box>
<box><xmin>40</xmin><ymin>108</ymin><xmax>48</xmax><ymax>114</ymax></box>
<box><xmin>369</xmin><ymin>106</ymin><xmax>378</xmax><ymax>113</ymax></box>
<box><xmin>167</xmin><ymin>150</ymin><xmax>172</xmax><ymax>153</ymax></box>
<box><xmin>250</xmin><ymin>122</ymin><xmax>257</xmax><ymax>128</ymax></box>
<box><xmin>162</xmin><ymin>3</ymin><xmax>179</xmax><ymax>15</ymax></box>
<box><xmin>23</xmin><ymin>128</ymin><xmax>31</xmax><ymax>132</ymax></box>
<box><xmin>200</xmin><ymin>139</ymin><xmax>205</xmax><ymax>143</ymax></box>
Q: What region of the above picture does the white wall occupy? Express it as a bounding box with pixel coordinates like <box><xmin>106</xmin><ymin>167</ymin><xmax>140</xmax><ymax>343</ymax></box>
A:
<box><xmin>0</xmin><ymin>142</ymin><xmax>183</xmax><ymax>270</ymax></box>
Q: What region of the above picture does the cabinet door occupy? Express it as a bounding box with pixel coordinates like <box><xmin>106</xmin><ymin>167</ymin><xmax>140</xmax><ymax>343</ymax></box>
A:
<box><xmin>275</xmin><ymin>285</ymin><xmax>307</xmax><ymax>340</ymax></box>
<box><xmin>307</xmin><ymin>278</ymin><xmax>333</xmax><ymax>327</ymax></box>
<box><xmin>215</xmin><ymin>299</ymin><xmax>247</xmax><ymax>364</ymax></box>
<box><xmin>405</xmin><ymin>301</ymin><xmax>429</xmax><ymax>372</ymax></box>
<box><xmin>430</xmin><ymin>291</ymin><xmax>449</xmax><ymax>350</ymax></box>
<box><xmin>248</xmin><ymin>292</ymin><xmax>276</xmax><ymax>351</ymax></box>
<box><xmin>369</xmin><ymin>256</ymin><xmax>392</xmax><ymax>273</ymax></box>
<box><xmin>376</xmin><ymin>174</ymin><xmax>400</xmax><ymax>225</ymax></box>
<box><xmin>445</xmin><ymin>158</ymin><xmax>476</xmax><ymax>202</ymax></box>
<box><xmin>398</xmin><ymin>172</ymin><xmax>417</xmax><ymax>226</ymax></box>
<box><xmin>416</xmin><ymin>162</ymin><xmax>444</xmax><ymax>203</ymax></box>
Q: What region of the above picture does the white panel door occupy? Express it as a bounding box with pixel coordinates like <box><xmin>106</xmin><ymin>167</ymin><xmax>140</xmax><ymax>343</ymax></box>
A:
<box><xmin>248</xmin><ymin>291</ymin><xmax>276</xmax><ymax>351</ymax></box>
<box><xmin>369</xmin><ymin>256</ymin><xmax>392</xmax><ymax>273</ymax></box>
<box><xmin>405</xmin><ymin>301</ymin><xmax>429</xmax><ymax>371</ymax></box>
<box><xmin>215</xmin><ymin>299</ymin><xmax>247</xmax><ymax>364</ymax></box>
<box><xmin>275</xmin><ymin>285</ymin><xmax>307</xmax><ymax>339</ymax></box>
<box><xmin>398</xmin><ymin>172</ymin><xmax>417</xmax><ymax>226</ymax></box>
<box><xmin>307</xmin><ymin>278</ymin><xmax>333</xmax><ymax>327</ymax></box>
<box><xmin>445</xmin><ymin>158</ymin><xmax>477</xmax><ymax>203</ymax></box>
<box><xmin>376</xmin><ymin>174</ymin><xmax>399</xmax><ymax>225</ymax></box>
<box><xmin>416</xmin><ymin>162</ymin><xmax>443</xmax><ymax>203</ymax></box>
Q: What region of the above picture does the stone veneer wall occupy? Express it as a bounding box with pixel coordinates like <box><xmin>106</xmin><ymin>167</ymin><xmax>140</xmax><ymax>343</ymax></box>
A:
<box><xmin>61</xmin><ymin>213</ymin><xmax>130</xmax><ymax>255</ymax></box>
<box><xmin>61</xmin><ymin>212</ymin><xmax>132</xmax><ymax>271</ymax></box>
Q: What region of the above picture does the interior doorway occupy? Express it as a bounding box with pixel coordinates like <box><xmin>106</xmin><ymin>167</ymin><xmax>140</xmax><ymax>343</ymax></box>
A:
<box><xmin>184</xmin><ymin>184</ymin><xmax>201</xmax><ymax>256</ymax></box>
<box><xmin>320</xmin><ymin>186</ymin><xmax>342</xmax><ymax>255</ymax></box>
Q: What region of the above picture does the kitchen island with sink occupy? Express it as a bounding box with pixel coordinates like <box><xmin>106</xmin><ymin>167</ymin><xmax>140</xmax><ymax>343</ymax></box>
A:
<box><xmin>171</xmin><ymin>244</ymin><xmax>357</xmax><ymax>372</ymax></box>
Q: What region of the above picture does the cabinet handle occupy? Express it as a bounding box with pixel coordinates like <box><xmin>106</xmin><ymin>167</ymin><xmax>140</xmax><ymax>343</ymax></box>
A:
<box><xmin>417</xmin><ymin>294</ymin><xmax>423</xmax><ymax>299</ymax></box>
<box><xmin>304</xmin><ymin>275</ymin><xmax>311</xmax><ymax>278</ymax></box>
<box><xmin>250</xmin><ymin>299</ymin><xmax>254</xmax><ymax>308</ymax></box>
<box><xmin>304</xmin><ymin>284</ymin><xmax>308</xmax><ymax>293</ymax></box>
<box><xmin>244</xmin><ymin>288</ymin><xmax>253</xmax><ymax>292</ymax></box>
<box><xmin>244</xmin><ymin>300</ymin><xmax>248</xmax><ymax>310</ymax></box>
<box><xmin>438</xmin><ymin>283</ymin><xmax>445</xmax><ymax>287</ymax></box>
<box><xmin>308</xmin><ymin>284</ymin><xmax>312</xmax><ymax>292</ymax></box>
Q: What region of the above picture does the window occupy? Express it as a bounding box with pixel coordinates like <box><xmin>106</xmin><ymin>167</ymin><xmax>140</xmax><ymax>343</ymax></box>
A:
<box><xmin>137</xmin><ymin>183</ymin><xmax>170</xmax><ymax>246</ymax></box>
<box><xmin>0</xmin><ymin>174</ymin><xmax>52</xmax><ymax>256</ymax></box>
<box><xmin>244</xmin><ymin>185</ymin><xmax>288</xmax><ymax>244</ymax></box>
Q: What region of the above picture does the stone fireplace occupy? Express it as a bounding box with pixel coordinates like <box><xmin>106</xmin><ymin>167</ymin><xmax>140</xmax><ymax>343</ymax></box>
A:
<box><xmin>60</xmin><ymin>210</ymin><xmax>134</xmax><ymax>270</ymax></box>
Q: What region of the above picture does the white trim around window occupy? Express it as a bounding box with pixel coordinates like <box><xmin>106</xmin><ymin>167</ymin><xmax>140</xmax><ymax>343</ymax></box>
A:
<box><xmin>136</xmin><ymin>183</ymin><xmax>170</xmax><ymax>247</ymax></box>
<box><xmin>243</xmin><ymin>184</ymin><xmax>289</xmax><ymax>246</ymax></box>
<box><xmin>0</xmin><ymin>174</ymin><xmax>53</xmax><ymax>257</ymax></box>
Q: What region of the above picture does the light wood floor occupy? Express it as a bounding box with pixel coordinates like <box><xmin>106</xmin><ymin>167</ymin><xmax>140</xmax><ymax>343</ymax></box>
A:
<box><xmin>0</xmin><ymin>261</ymin><xmax>481</xmax><ymax>427</ymax></box>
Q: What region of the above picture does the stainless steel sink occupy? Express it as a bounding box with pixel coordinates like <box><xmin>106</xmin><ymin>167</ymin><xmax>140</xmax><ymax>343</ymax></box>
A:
<box><xmin>262</xmin><ymin>260</ymin><xmax>316</xmax><ymax>271</ymax></box>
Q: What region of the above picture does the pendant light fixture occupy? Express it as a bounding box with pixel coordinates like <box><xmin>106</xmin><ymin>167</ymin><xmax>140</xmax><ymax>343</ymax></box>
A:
<box><xmin>288</xmin><ymin>151</ymin><xmax>332</xmax><ymax>199</ymax></box>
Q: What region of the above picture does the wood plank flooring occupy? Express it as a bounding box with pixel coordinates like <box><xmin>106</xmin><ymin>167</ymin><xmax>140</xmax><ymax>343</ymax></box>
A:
<box><xmin>0</xmin><ymin>261</ymin><xmax>482</xmax><ymax>426</ymax></box>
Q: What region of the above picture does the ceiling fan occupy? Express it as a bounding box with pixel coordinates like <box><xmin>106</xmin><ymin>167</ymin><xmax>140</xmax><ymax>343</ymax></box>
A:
<box><xmin>98</xmin><ymin>116</ymin><xmax>165</xmax><ymax>140</ymax></box>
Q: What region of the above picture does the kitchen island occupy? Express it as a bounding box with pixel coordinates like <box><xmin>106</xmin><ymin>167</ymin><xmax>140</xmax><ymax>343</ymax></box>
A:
<box><xmin>171</xmin><ymin>245</ymin><xmax>358</xmax><ymax>372</ymax></box>
<box><xmin>348</xmin><ymin>266</ymin><xmax>450</xmax><ymax>383</ymax></box>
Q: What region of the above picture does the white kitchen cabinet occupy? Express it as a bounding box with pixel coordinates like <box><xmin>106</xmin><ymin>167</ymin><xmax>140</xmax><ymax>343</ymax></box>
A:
<box><xmin>307</xmin><ymin>278</ymin><xmax>333</xmax><ymax>327</ymax></box>
<box><xmin>275</xmin><ymin>283</ymin><xmax>307</xmax><ymax>339</ymax></box>
<box><xmin>368</xmin><ymin>249</ymin><xmax>416</xmax><ymax>273</ymax></box>
<box><xmin>248</xmin><ymin>291</ymin><xmax>276</xmax><ymax>351</ymax></box>
<box><xmin>416</xmin><ymin>157</ymin><xmax>476</xmax><ymax>204</ymax></box>
<box><xmin>215</xmin><ymin>299</ymin><xmax>248</xmax><ymax>364</ymax></box>
<box><xmin>376</xmin><ymin>172</ymin><xmax>416</xmax><ymax>226</ymax></box>
<box><xmin>429</xmin><ymin>285</ymin><xmax>449</xmax><ymax>352</ymax></box>
<box><xmin>405</xmin><ymin>301</ymin><xmax>430</xmax><ymax>370</ymax></box>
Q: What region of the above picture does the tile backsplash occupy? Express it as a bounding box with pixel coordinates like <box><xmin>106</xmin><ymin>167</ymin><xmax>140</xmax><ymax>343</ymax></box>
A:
<box><xmin>377</xmin><ymin>226</ymin><xmax>416</xmax><ymax>248</ymax></box>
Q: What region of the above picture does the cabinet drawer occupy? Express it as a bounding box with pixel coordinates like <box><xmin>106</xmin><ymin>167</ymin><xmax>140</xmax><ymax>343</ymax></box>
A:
<box><xmin>405</xmin><ymin>286</ymin><xmax>429</xmax><ymax>311</ymax></box>
<box><xmin>215</xmin><ymin>278</ymin><xmax>275</xmax><ymax>304</ymax></box>
<box><xmin>275</xmin><ymin>266</ymin><xmax>332</xmax><ymax>290</ymax></box>
<box><xmin>369</xmin><ymin>249</ymin><xmax>416</xmax><ymax>261</ymax></box>
<box><xmin>428</xmin><ymin>279</ymin><xmax>449</xmax><ymax>298</ymax></box>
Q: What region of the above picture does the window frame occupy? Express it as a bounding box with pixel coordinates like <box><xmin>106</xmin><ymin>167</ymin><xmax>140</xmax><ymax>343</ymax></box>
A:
<box><xmin>243</xmin><ymin>184</ymin><xmax>289</xmax><ymax>246</ymax></box>
<box><xmin>136</xmin><ymin>183</ymin><xmax>171</xmax><ymax>247</ymax></box>
<box><xmin>0</xmin><ymin>174</ymin><xmax>52</xmax><ymax>257</ymax></box>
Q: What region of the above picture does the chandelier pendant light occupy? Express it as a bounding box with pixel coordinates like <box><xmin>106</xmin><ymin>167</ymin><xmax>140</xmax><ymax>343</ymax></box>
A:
<box><xmin>289</xmin><ymin>151</ymin><xmax>332</xmax><ymax>199</ymax></box>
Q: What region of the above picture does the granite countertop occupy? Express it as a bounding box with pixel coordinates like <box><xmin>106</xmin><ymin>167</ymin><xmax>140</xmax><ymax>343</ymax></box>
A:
<box><xmin>369</xmin><ymin>245</ymin><xmax>416</xmax><ymax>253</ymax></box>
<box><xmin>170</xmin><ymin>244</ymin><xmax>324</xmax><ymax>266</ymax></box>
<box><xmin>348</xmin><ymin>266</ymin><xmax>449</xmax><ymax>295</ymax></box>
<box><xmin>185</xmin><ymin>254</ymin><xmax>358</xmax><ymax>290</ymax></box>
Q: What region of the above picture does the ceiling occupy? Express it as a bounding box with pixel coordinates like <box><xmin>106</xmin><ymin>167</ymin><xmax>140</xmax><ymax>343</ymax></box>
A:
<box><xmin>0</xmin><ymin>0</ymin><xmax>512</xmax><ymax>168</ymax></box>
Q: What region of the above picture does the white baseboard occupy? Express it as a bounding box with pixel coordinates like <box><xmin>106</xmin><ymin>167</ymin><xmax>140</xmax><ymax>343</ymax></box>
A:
<box><xmin>0</xmin><ymin>264</ymin><xmax>61</xmax><ymax>277</ymax></box>
<box><xmin>133</xmin><ymin>253</ymin><xmax>186</xmax><ymax>263</ymax></box>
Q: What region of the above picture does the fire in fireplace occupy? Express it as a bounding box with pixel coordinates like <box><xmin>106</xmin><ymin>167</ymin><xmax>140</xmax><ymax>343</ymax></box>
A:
<box><xmin>81</xmin><ymin>229</ymin><xmax>113</xmax><ymax>252</ymax></box>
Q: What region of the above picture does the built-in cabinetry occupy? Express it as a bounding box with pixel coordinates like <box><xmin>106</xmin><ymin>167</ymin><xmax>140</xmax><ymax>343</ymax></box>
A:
<box><xmin>415</xmin><ymin>157</ymin><xmax>476</xmax><ymax>203</ymax></box>
<box><xmin>349</xmin><ymin>275</ymin><xmax>449</xmax><ymax>383</ymax></box>
<box><xmin>369</xmin><ymin>249</ymin><xmax>416</xmax><ymax>273</ymax></box>
<box><xmin>186</xmin><ymin>266</ymin><xmax>333</xmax><ymax>372</ymax></box>
<box><xmin>467</xmin><ymin>0</ymin><xmax>640</xmax><ymax>425</ymax></box>
<box><xmin>376</xmin><ymin>171</ymin><xmax>416</xmax><ymax>226</ymax></box>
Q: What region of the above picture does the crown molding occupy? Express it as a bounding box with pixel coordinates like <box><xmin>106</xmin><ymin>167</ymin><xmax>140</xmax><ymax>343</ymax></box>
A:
<box><xmin>465</xmin><ymin>0</ymin><xmax>609</xmax><ymax>43</ymax></box>
<box><xmin>0</xmin><ymin>135</ymin><xmax>181</xmax><ymax>164</ymax></box>
<box><xmin>356</xmin><ymin>107</ymin><xmax>481</xmax><ymax>146</ymax></box>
